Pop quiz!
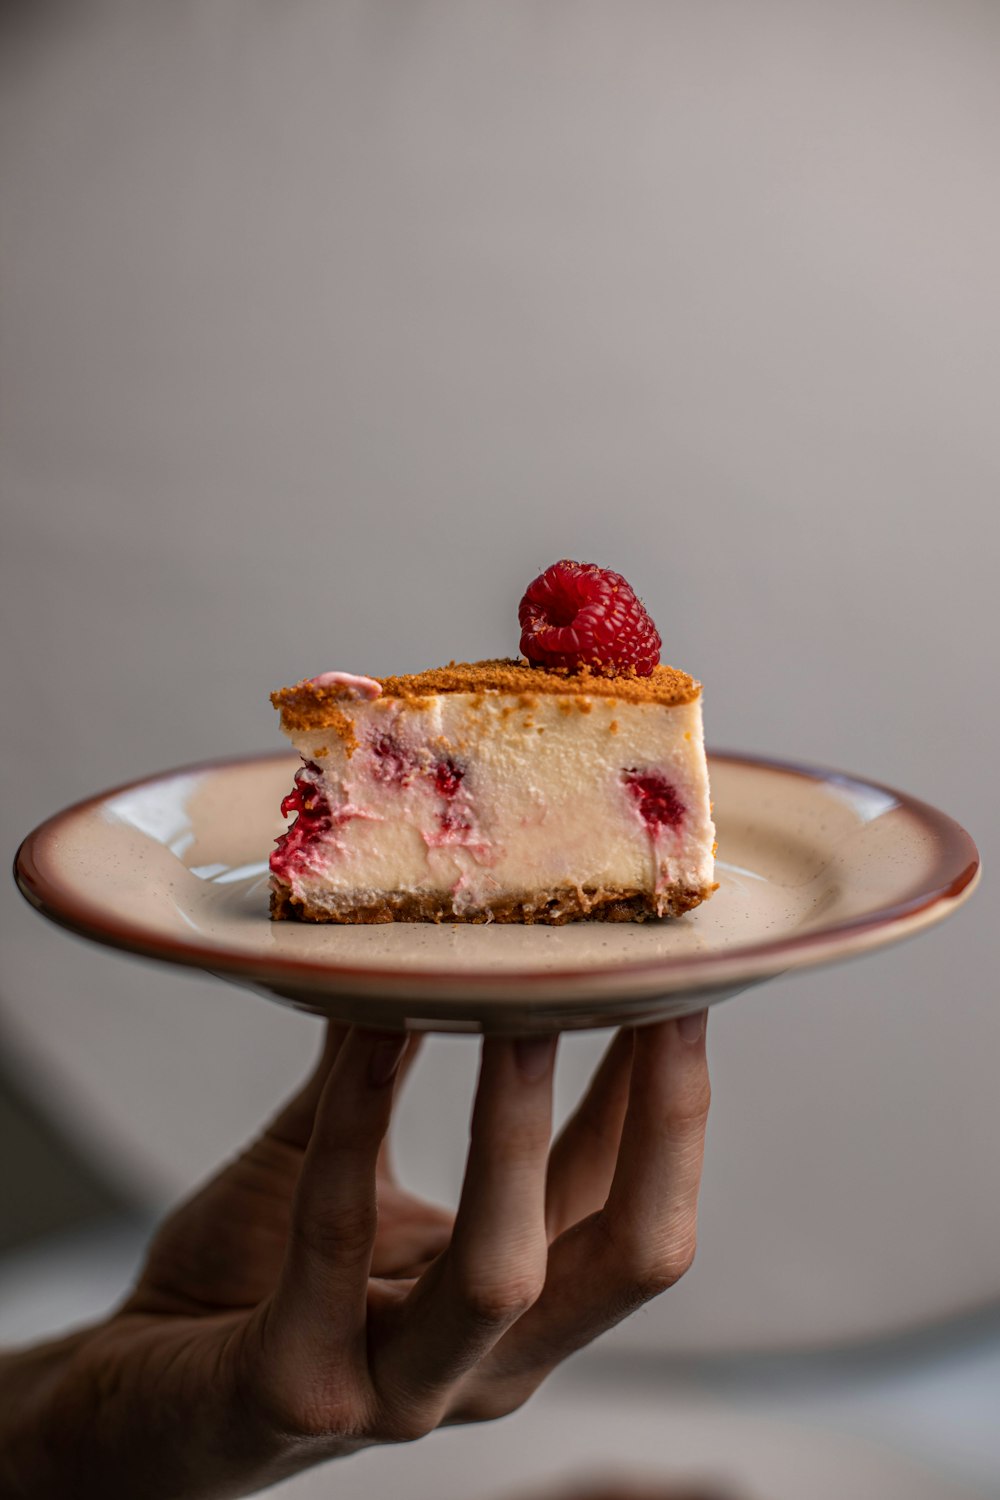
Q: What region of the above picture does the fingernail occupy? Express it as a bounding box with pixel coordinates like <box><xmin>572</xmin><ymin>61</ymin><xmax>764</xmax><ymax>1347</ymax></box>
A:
<box><xmin>677</xmin><ymin>1010</ymin><xmax>706</xmax><ymax>1044</ymax></box>
<box><xmin>369</xmin><ymin>1035</ymin><xmax>408</xmax><ymax>1087</ymax></box>
<box><xmin>514</xmin><ymin>1035</ymin><xmax>557</xmax><ymax>1081</ymax></box>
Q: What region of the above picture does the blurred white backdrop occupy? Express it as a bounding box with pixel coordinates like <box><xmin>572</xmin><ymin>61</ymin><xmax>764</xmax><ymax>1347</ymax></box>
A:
<box><xmin>2</xmin><ymin>0</ymin><xmax>997</xmax><ymax>1354</ymax></box>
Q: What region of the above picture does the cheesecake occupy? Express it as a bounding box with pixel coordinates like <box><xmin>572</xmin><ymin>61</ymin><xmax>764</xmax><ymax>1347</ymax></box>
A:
<box><xmin>269</xmin><ymin>563</ymin><xmax>716</xmax><ymax>924</ymax></box>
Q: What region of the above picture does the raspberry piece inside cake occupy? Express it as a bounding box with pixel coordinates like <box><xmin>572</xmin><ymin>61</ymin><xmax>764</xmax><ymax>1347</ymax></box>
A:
<box><xmin>623</xmin><ymin>770</ymin><xmax>686</xmax><ymax>830</ymax></box>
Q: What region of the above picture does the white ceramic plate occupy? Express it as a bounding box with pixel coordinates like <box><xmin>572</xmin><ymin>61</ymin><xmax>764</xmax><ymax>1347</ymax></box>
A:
<box><xmin>14</xmin><ymin>751</ymin><xmax>979</xmax><ymax>1033</ymax></box>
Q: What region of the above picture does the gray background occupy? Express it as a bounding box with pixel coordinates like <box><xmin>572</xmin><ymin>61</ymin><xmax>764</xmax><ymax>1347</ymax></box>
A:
<box><xmin>1</xmin><ymin>0</ymin><xmax>997</xmax><ymax>1406</ymax></box>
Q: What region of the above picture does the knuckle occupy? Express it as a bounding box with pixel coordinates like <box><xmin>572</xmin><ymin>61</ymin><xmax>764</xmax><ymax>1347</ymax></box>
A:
<box><xmin>276</xmin><ymin>1391</ymin><xmax>354</xmax><ymax>1442</ymax></box>
<box><xmin>292</xmin><ymin>1202</ymin><xmax>377</xmax><ymax>1269</ymax></box>
<box><xmin>455</xmin><ymin>1267</ymin><xmax>546</xmax><ymax>1327</ymax></box>
<box><xmin>232</xmin><ymin>1340</ymin><xmax>360</xmax><ymax>1444</ymax></box>
<box><xmin>455</xmin><ymin>1383</ymin><xmax>536</xmax><ymax>1425</ymax></box>
<box><xmin>378</xmin><ymin>1404</ymin><xmax>438</xmax><ymax>1445</ymax></box>
<box><xmin>666</xmin><ymin>1235</ymin><xmax>699</xmax><ymax>1287</ymax></box>
<box><xmin>267</xmin><ymin>1367</ymin><xmax>379</xmax><ymax>1445</ymax></box>
<box><xmin>664</xmin><ymin>1077</ymin><xmax>712</xmax><ymax>1130</ymax></box>
<box><xmin>597</xmin><ymin>1215</ymin><xmax>698</xmax><ymax>1303</ymax></box>
<box><xmin>370</xmin><ymin>1375</ymin><xmax>443</xmax><ymax>1445</ymax></box>
<box><xmin>630</xmin><ymin>1230</ymin><xmax>699</xmax><ymax>1298</ymax></box>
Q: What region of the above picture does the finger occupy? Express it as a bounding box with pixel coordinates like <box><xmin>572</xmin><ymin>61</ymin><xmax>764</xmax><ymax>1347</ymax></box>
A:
<box><xmin>448</xmin><ymin>1015</ymin><xmax>709</xmax><ymax>1414</ymax></box>
<box><xmin>267</xmin><ymin>1026</ymin><xmax>422</xmax><ymax>1165</ymax></box>
<box><xmin>267</xmin><ymin>1021</ymin><xmax>348</xmax><ymax>1149</ymax></box>
<box><xmin>602</xmin><ymin>1012</ymin><xmax>710</xmax><ymax>1283</ymax></box>
<box><xmin>381</xmin><ymin>1035</ymin><xmax>556</xmax><ymax>1412</ymax></box>
<box><xmin>266</xmin><ymin>1027</ymin><xmax>408</xmax><ymax>1371</ymax></box>
<box><xmin>545</xmin><ymin>1028</ymin><xmax>635</xmax><ymax>1239</ymax></box>
<box><xmin>377</xmin><ymin>1032</ymin><xmax>424</xmax><ymax>1183</ymax></box>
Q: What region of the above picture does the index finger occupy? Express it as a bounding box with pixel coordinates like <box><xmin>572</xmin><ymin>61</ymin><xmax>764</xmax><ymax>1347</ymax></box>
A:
<box><xmin>256</xmin><ymin>1027</ymin><xmax>408</xmax><ymax>1418</ymax></box>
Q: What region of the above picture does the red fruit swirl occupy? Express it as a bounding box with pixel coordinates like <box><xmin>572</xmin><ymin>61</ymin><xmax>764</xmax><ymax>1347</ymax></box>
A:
<box><xmin>370</xmin><ymin>733</ymin><xmax>415</xmax><ymax>785</ymax></box>
<box><xmin>271</xmin><ymin>762</ymin><xmax>332</xmax><ymax>879</ymax></box>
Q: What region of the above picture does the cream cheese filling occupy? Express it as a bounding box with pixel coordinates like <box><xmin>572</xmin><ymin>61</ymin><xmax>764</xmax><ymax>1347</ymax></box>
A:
<box><xmin>273</xmin><ymin>691</ymin><xmax>715</xmax><ymax>914</ymax></box>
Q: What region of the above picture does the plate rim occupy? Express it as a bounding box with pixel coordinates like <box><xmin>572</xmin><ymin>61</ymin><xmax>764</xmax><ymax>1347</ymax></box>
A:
<box><xmin>12</xmin><ymin>748</ymin><xmax>981</xmax><ymax>1000</ymax></box>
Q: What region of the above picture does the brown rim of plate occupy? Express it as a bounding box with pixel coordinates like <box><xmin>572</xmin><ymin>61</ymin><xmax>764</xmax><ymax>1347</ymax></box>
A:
<box><xmin>12</xmin><ymin>749</ymin><xmax>981</xmax><ymax>996</ymax></box>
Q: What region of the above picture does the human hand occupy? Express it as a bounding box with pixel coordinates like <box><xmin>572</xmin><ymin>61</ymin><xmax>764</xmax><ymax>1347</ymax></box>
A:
<box><xmin>0</xmin><ymin>1014</ymin><xmax>710</xmax><ymax>1500</ymax></box>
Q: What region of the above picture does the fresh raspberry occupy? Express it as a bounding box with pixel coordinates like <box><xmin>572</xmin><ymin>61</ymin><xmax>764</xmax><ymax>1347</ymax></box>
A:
<box><xmin>518</xmin><ymin>560</ymin><xmax>661</xmax><ymax>676</ymax></box>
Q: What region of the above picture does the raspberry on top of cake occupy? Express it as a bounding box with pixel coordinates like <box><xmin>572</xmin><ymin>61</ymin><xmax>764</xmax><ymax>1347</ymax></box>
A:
<box><xmin>269</xmin><ymin>560</ymin><xmax>716</xmax><ymax>925</ymax></box>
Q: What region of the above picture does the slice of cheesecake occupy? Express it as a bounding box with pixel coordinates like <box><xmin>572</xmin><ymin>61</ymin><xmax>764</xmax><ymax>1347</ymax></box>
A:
<box><xmin>269</xmin><ymin>658</ymin><xmax>716</xmax><ymax>924</ymax></box>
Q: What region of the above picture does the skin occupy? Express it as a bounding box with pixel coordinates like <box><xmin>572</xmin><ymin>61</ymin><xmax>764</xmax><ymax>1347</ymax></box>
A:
<box><xmin>0</xmin><ymin>1013</ymin><xmax>711</xmax><ymax>1500</ymax></box>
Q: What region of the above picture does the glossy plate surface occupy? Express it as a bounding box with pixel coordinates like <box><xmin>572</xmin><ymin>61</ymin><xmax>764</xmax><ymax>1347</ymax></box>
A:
<box><xmin>14</xmin><ymin>751</ymin><xmax>979</xmax><ymax>1033</ymax></box>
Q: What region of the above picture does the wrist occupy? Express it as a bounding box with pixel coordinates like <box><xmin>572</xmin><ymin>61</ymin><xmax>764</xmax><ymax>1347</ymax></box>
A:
<box><xmin>0</xmin><ymin>1324</ymin><xmax>102</xmax><ymax>1498</ymax></box>
<box><xmin>0</xmin><ymin>1311</ymin><xmax>352</xmax><ymax>1500</ymax></box>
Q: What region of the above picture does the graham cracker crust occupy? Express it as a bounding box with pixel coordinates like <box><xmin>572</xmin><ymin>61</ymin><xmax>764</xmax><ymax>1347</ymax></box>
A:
<box><xmin>270</xmin><ymin>880</ymin><xmax>713</xmax><ymax>925</ymax></box>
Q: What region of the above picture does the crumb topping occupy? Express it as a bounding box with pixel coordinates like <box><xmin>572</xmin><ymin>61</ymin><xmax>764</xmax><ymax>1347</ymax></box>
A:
<box><xmin>272</xmin><ymin>658</ymin><xmax>700</xmax><ymax>734</ymax></box>
<box><xmin>272</xmin><ymin>693</ymin><xmax>359</xmax><ymax>746</ymax></box>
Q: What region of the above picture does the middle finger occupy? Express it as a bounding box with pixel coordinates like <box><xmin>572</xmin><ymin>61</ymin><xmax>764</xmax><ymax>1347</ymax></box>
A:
<box><xmin>448</xmin><ymin>1015</ymin><xmax>710</xmax><ymax>1414</ymax></box>
<box><xmin>378</xmin><ymin>1035</ymin><xmax>556</xmax><ymax>1412</ymax></box>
